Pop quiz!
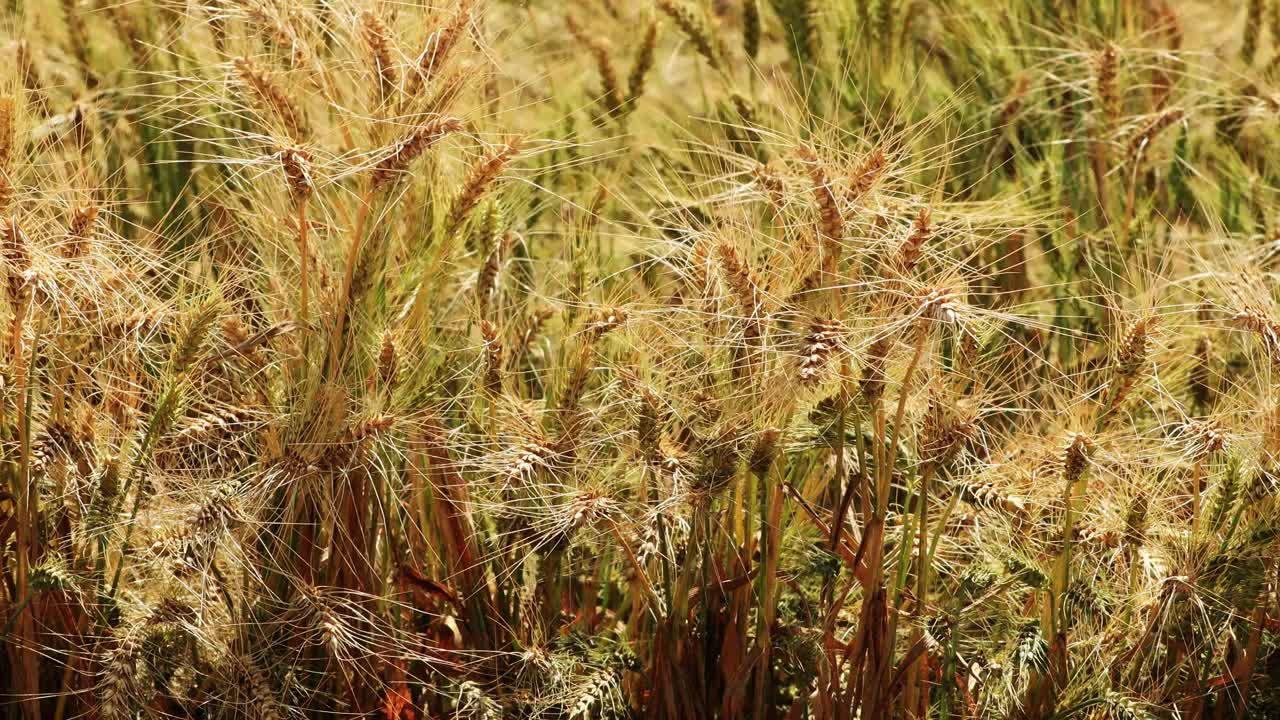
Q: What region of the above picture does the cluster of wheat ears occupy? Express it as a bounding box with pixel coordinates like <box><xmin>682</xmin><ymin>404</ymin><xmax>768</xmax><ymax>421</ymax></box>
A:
<box><xmin>1</xmin><ymin>0</ymin><xmax>1280</xmax><ymax>717</ymax></box>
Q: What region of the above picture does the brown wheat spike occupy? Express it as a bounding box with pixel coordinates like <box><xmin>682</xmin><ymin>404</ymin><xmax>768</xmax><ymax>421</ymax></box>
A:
<box><xmin>1095</xmin><ymin>43</ymin><xmax>1119</xmax><ymax>130</ymax></box>
<box><xmin>957</xmin><ymin>479</ymin><xmax>1026</xmax><ymax>514</ymax></box>
<box><xmin>731</xmin><ymin>93</ymin><xmax>758</xmax><ymax>129</ymax></box>
<box><xmin>691</xmin><ymin>422</ymin><xmax>746</xmax><ymax>496</ymax></box>
<box><xmin>323</xmin><ymin>414</ymin><xmax>395</xmax><ymax>467</ymax></box>
<box><xmin>558</xmin><ymin>348</ymin><xmax>598</xmax><ymax>431</ymax></box>
<box><xmin>656</xmin><ymin>0</ymin><xmax>720</xmax><ymax>69</ymax></box>
<box><xmin>0</xmin><ymin>95</ymin><xmax>14</xmax><ymax>175</ymax></box>
<box><xmin>97</xmin><ymin>630</ymin><xmax>141</xmax><ymax>720</ymax></box>
<box><xmin>954</xmin><ymin>327</ymin><xmax>980</xmax><ymax>381</ymax></box>
<box><xmin>173</xmin><ymin>406</ymin><xmax>252</xmax><ymax>443</ymax></box>
<box><xmin>547</xmin><ymin>490</ymin><xmax>621</xmax><ymax>549</ymax></box>
<box><xmin>1151</xmin><ymin>0</ymin><xmax>1182</xmax><ymax>49</ymax></box>
<box><xmin>728</xmin><ymin>95</ymin><xmax>766</xmax><ymax>159</ymax></box>
<box><xmin>921</xmin><ymin>392</ymin><xmax>973</xmax><ymax>466</ymax></box>
<box><xmin>1180</xmin><ymin>418</ymin><xmax>1227</xmax><ymax>460</ymax></box>
<box><xmin>278</xmin><ymin>145</ymin><xmax>312</xmax><ymax>203</ymax></box>
<box><xmin>1123</xmin><ymin>490</ymin><xmax>1149</xmax><ymax>548</ymax></box>
<box><xmin>796</xmin><ymin>147</ymin><xmax>841</xmax><ymax>237</ymax></box>
<box><xmin>743</xmin><ymin>0</ymin><xmax>761</xmax><ymax>59</ymax></box>
<box><xmin>516</xmin><ymin>307</ymin><xmax>553</xmax><ymax>362</ymax></box>
<box><xmin>185</xmin><ymin>484</ymin><xmax>238</xmax><ymax>547</ymax></box>
<box><xmin>410</xmin><ymin>0</ymin><xmax>472</xmax><ymax>94</ymax></box>
<box><xmin>371</xmin><ymin>116</ymin><xmax>463</xmax><ymax>188</ymax></box>
<box><xmin>448</xmin><ymin>140</ymin><xmax>521</xmax><ymax>233</ymax></box>
<box><xmin>1247</xmin><ymin>465</ymin><xmax>1279</xmax><ymax>502</ymax></box>
<box><xmin>798</xmin><ymin>317</ymin><xmax>844</xmax><ymax>386</ymax></box>
<box><xmin>873</xmin><ymin>0</ymin><xmax>897</xmax><ymax>48</ymax></box>
<box><xmin>1115</xmin><ymin>315</ymin><xmax>1154</xmax><ymax>374</ymax></box>
<box><xmin>568</xmin><ymin>668</ymin><xmax>620</xmax><ymax>718</ymax></box>
<box><xmin>795</xmin><ymin>146</ymin><xmax>844</xmax><ymax>270</ymax></box>
<box><xmin>360</xmin><ymin>10</ymin><xmax>398</xmax><ymax>105</ymax></box>
<box><xmin>753</xmin><ymin>161</ymin><xmax>786</xmax><ymax>212</ymax></box>
<box><xmin>630</xmin><ymin>378</ymin><xmax>663</xmax><ymax>463</ymax></box>
<box><xmin>243</xmin><ymin>0</ymin><xmax>305</xmax><ymax>64</ymax></box>
<box><xmin>846</xmin><ymin>149</ymin><xmax>887</xmax><ymax>208</ymax></box>
<box><xmin>480</xmin><ymin>319</ymin><xmax>503</xmax><ymax>396</ymax></box>
<box><xmin>913</xmin><ymin>286</ymin><xmax>960</xmax><ymax>326</ymax></box>
<box><xmin>999</xmin><ymin>74</ymin><xmax>1032</xmax><ymax>127</ymax></box>
<box><xmin>688</xmin><ymin>238</ymin><xmax>717</xmax><ymax>307</ymax></box>
<box><xmin>231</xmin><ymin>56</ymin><xmax>307</xmax><ymax>140</ymax></box>
<box><xmin>28</xmin><ymin>424</ymin><xmax>74</xmax><ymax>479</ymax></box>
<box><xmin>477</xmin><ymin>229</ymin><xmax>512</xmax><ymax>319</ymax></box>
<box><xmin>2</xmin><ymin>215</ymin><xmax>31</xmax><ymax>305</ymax></box>
<box><xmin>64</xmin><ymin>204</ymin><xmax>98</xmax><ymax>259</ymax></box>
<box><xmin>415</xmin><ymin>60</ymin><xmax>471</xmax><ymax>118</ymax></box>
<box><xmin>101</xmin><ymin>309</ymin><xmax>165</xmax><ymax>342</ymax></box>
<box><xmin>109</xmin><ymin>3</ymin><xmax>144</xmax><ymax>63</ymax></box>
<box><xmin>1103</xmin><ymin>315</ymin><xmax>1154</xmax><ymax>415</ymax></box>
<box><xmin>1232</xmin><ymin>305</ymin><xmax>1280</xmax><ymax>367</ymax></box>
<box><xmin>210</xmin><ymin>319</ymin><xmax>296</xmax><ymax>365</ymax></box>
<box><xmin>378</xmin><ymin>331</ymin><xmax>398</xmax><ymax>389</ymax></box>
<box><xmin>718</xmin><ymin>240</ymin><xmax>765</xmax><ymax>376</ymax></box>
<box><xmin>896</xmin><ymin>206</ymin><xmax>932</xmax><ymax>276</ymax></box>
<box><xmin>1244</xmin><ymin>0</ymin><xmax>1264</xmax><ymax>64</ymax></box>
<box><xmin>584</xmin><ymin>306</ymin><xmax>628</xmax><ymax>341</ymax></box>
<box><xmin>1262</xmin><ymin>400</ymin><xmax>1280</xmax><ymax>463</ymax></box>
<box><xmin>246</xmin><ymin>665</ymin><xmax>286</xmax><ymax>720</ymax></box>
<box><xmin>1062</xmin><ymin>433</ymin><xmax>1092</xmax><ymax>485</ymax></box>
<box><xmin>1072</xmin><ymin>522</ymin><xmax>1120</xmax><ymax>549</ymax></box>
<box><xmin>748</xmin><ymin>427</ymin><xmax>781</xmax><ymax>477</ymax></box>
<box><xmin>627</xmin><ymin>18</ymin><xmax>660</xmax><ymax>109</ymax></box>
<box><xmin>715</xmin><ymin>241</ymin><xmax>762</xmax><ymax>319</ymax></box>
<box><xmin>63</xmin><ymin>0</ymin><xmax>90</xmax><ymax>72</ymax></box>
<box><xmin>860</xmin><ymin>335</ymin><xmax>892</xmax><ymax>404</ymax></box>
<box><xmin>566</xmin><ymin>15</ymin><xmax>625</xmax><ymax>117</ymax></box>
<box><xmin>1126</xmin><ymin>108</ymin><xmax>1184</xmax><ymax>160</ymax></box>
<box><xmin>507</xmin><ymin>437</ymin><xmax>561</xmax><ymax>485</ymax></box>
<box><xmin>1271</xmin><ymin>0</ymin><xmax>1280</xmax><ymax>52</ymax></box>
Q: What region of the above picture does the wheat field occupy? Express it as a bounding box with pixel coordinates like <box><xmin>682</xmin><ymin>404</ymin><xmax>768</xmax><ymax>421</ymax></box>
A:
<box><xmin>0</xmin><ymin>0</ymin><xmax>1278</xmax><ymax>717</ymax></box>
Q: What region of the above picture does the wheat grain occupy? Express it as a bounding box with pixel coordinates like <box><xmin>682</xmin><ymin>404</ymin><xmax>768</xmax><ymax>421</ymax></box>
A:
<box><xmin>360</xmin><ymin>10</ymin><xmax>398</xmax><ymax>106</ymax></box>
<box><xmin>231</xmin><ymin>56</ymin><xmax>308</xmax><ymax>139</ymax></box>
<box><xmin>371</xmin><ymin>116</ymin><xmax>463</xmax><ymax>188</ymax></box>
<box><xmin>657</xmin><ymin>0</ymin><xmax>721</xmax><ymax>69</ymax></box>
<box><xmin>448</xmin><ymin>140</ymin><xmax>520</xmax><ymax>233</ymax></box>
